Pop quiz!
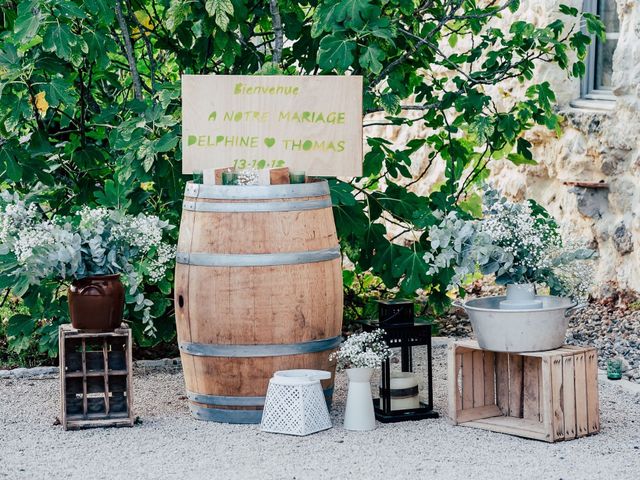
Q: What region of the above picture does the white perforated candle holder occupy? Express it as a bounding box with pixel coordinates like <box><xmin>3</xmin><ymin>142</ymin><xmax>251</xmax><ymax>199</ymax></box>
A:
<box><xmin>260</xmin><ymin>369</ymin><xmax>332</xmax><ymax>436</ymax></box>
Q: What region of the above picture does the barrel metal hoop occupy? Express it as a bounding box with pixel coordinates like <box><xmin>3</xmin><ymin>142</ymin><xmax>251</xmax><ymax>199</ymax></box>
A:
<box><xmin>186</xmin><ymin>386</ymin><xmax>334</xmax><ymax>407</ymax></box>
<box><xmin>182</xmin><ymin>198</ymin><xmax>332</xmax><ymax>213</ymax></box>
<box><xmin>184</xmin><ymin>181</ymin><xmax>330</xmax><ymax>200</ymax></box>
<box><xmin>189</xmin><ymin>404</ymin><xmax>263</xmax><ymax>424</ymax></box>
<box><xmin>185</xmin><ymin>182</ymin><xmax>199</xmax><ymax>197</ymax></box>
<box><xmin>179</xmin><ymin>335</ymin><xmax>342</xmax><ymax>357</ymax></box>
<box><xmin>175</xmin><ymin>247</ymin><xmax>340</xmax><ymax>267</ymax></box>
<box><xmin>187</xmin><ymin>392</ymin><xmax>265</xmax><ymax>406</ymax></box>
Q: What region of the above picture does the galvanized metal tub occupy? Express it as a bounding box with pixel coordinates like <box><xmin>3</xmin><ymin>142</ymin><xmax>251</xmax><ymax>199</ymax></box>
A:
<box><xmin>455</xmin><ymin>296</ymin><xmax>583</xmax><ymax>352</ymax></box>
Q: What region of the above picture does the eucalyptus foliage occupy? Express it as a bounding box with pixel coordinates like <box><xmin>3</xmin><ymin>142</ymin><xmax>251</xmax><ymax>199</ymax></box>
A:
<box><xmin>0</xmin><ymin>190</ymin><xmax>175</xmax><ymax>354</ymax></box>
<box><xmin>0</xmin><ymin>0</ymin><xmax>604</xmax><ymax>356</ymax></box>
<box><xmin>426</xmin><ymin>187</ymin><xmax>596</xmax><ymax>300</ymax></box>
<box><xmin>479</xmin><ymin>187</ymin><xmax>596</xmax><ymax>299</ymax></box>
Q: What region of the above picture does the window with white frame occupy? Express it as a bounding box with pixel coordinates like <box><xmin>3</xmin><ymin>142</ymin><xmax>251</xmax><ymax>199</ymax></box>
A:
<box><xmin>581</xmin><ymin>0</ymin><xmax>619</xmax><ymax>100</ymax></box>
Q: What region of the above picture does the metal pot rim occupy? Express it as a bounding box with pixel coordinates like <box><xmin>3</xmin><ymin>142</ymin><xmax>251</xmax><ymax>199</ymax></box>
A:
<box><xmin>461</xmin><ymin>295</ymin><xmax>576</xmax><ymax>313</ymax></box>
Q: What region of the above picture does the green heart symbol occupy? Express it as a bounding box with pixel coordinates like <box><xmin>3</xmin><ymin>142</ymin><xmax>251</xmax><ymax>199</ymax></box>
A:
<box><xmin>264</xmin><ymin>137</ymin><xmax>276</xmax><ymax>148</ymax></box>
<box><xmin>208</xmin><ymin>111</ymin><xmax>217</xmax><ymax>121</ymax></box>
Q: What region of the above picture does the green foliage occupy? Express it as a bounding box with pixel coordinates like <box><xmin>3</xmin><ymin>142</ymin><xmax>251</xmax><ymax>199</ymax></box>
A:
<box><xmin>479</xmin><ymin>187</ymin><xmax>595</xmax><ymax>297</ymax></box>
<box><xmin>1</xmin><ymin>298</ymin><xmax>52</xmax><ymax>367</ymax></box>
<box><xmin>0</xmin><ymin>193</ymin><xmax>175</xmax><ymax>338</ymax></box>
<box><xmin>0</xmin><ymin>0</ymin><xmax>603</xmax><ymax>357</ymax></box>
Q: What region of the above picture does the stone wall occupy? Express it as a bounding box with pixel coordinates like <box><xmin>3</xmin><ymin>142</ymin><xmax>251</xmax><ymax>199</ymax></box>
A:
<box><xmin>369</xmin><ymin>0</ymin><xmax>640</xmax><ymax>294</ymax></box>
<box><xmin>490</xmin><ymin>0</ymin><xmax>640</xmax><ymax>293</ymax></box>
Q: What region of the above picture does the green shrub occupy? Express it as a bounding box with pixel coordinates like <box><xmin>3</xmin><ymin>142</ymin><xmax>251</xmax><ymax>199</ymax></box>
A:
<box><xmin>0</xmin><ymin>1</ymin><xmax>603</xmax><ymax>357</ymax></box>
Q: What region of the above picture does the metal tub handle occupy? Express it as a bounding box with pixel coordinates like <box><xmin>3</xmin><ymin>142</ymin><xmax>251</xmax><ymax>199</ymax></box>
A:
<box><xmin>565</xmin><ymin>303</ymin><xmax>587</xmax><ymax>318</ymax></box>
<box><xmin>452</xmin><ymin>300</ymin><xmax>465</xmax><ymax>309</ymax></box>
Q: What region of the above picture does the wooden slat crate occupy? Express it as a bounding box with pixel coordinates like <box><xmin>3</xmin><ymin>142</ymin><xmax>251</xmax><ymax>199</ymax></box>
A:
<box><xmin>448</xmin><ymin>340</ymin><xmax>599</xmax><ymax>442</ymax></box>
<box><xmin>59</xmin><ymin>324</ymin><xmax>134</xmax><ymax>430</ymax></box>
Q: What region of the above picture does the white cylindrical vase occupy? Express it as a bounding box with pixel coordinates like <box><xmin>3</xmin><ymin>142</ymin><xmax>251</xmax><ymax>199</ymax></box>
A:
<box><xmin>343</xmin><ymin>367</ymin><xmax>376</xmax><ymax>431</ymax></box>
<box><xmin>499</xmin><ymin>283</ymin><xmax>543</xmax><ymax>310</ymax></box>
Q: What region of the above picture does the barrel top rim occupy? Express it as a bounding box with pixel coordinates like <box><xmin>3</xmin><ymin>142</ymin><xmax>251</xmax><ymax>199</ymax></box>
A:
<box><xmin>185</xmin><ymin>179</ymin><xmax>331</xmax><ymax>200</ymax></box>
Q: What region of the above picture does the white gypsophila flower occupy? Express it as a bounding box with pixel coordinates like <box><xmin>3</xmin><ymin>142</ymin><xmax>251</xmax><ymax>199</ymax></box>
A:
<box><xmin>0</xmin><ymin>197</ymin><xmax>40</xmax><ymax>245</ymax></box>
<box><xmin>77</xmin><ymin>206</ymin><xmax>110</xmax><ymax>235</ymax></box>
<box><xmin>330</xmin><ymin>329</ymin><xmax>393</xmax><ymax>370</ymax></box>
<box><xmin>110</xmin><ymin>213</ymin><xmax>168</xmax><ymax>254</ymax></box>
<box><xmin>236</xmin><ymin>169</ymin><xmax>259</xmax><ymax>186</ymax></box>
<box><xmin>0</xmin><ymin>193</ymin><xmax>175</xmax><ymax>338</ymax></box>
<box><xmin>478</xmin><ymin>189</ymin><xmax>561</xmax><ymax>283</ymax></box>
<box><xmin>147</xmin><ymin>242</ymin><xmax>176</xmax><ymax>283</ymax></box>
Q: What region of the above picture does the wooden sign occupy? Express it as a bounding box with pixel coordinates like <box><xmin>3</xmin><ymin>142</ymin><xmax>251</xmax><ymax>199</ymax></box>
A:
<box><xmin>181</xmin><ymin>75</ymin><xmax>363</xmax><ymax>176</ymax></box>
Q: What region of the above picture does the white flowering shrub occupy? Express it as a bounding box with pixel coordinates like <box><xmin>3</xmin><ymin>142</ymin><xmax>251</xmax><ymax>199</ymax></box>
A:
<box><xmin>330</xmin><ymin>329</ymin><xmax>392</xmax><ymax>370</ymax></box>
<box><xmin>423</xmin><ymin>187</ymin><xmax>595</xmax><ymax>300</ymax></box>
<box><xmin>0</xmin><ymin>191</ymin><xmax>175</xmax><ymax>345</ymax></box>
<box><xmin>479</xmin><ymin>187</ymin><xmax>559</xmax><ymax>284</ymax></box>
<box><xmin>236</xmin><ymin>169</ymin><xmax>260</xmax><ymax>185</ymax></box>
<box><xmin>479</xmin><ymin>187</ymin><xmax>595</xmax><ymax>297</ymax></box>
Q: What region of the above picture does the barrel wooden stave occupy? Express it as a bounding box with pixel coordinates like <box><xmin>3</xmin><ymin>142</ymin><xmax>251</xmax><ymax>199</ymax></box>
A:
<box><xmin>181</xmin><ymin>352</ymin><xmax>334</xmax><ymax>397</ymax></box>
<box><xmin>179</xmin><ymin>261</ymin><xmax>341</xmax><ymax>344</ymax></box>
<box><xmin>186</xmin><ymin>205</ymin><xmax>337</xmax><ymax>254</ymax></box>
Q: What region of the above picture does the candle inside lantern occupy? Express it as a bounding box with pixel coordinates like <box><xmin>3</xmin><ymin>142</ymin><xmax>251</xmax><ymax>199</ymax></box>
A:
<box><xmin>388</xmin><ymin>372</ymin><xmax>420</xmax><ymax>410</ymax></box>
<box><xmin>289</xmin><ymin>171</ymin><xmax>306</xmax><ymax>184</ymax></box>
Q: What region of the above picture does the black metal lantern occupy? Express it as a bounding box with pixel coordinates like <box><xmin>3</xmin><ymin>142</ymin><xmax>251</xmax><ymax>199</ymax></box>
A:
<box><xmin>359</xmin><ymin>300</ymin><xmax>439</xmax><ymax>422</ymax></box>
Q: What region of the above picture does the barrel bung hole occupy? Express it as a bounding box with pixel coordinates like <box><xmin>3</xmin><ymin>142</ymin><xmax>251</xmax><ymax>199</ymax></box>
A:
<box><xmin>178</xmin><ymin>295</ymin><xmax>185</xmax><ymax>308</ymax></box>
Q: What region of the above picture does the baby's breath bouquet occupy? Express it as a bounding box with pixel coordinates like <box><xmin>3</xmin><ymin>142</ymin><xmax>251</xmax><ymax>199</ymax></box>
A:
<box><xmin>0</xmin><ymin>191</ymin><xmax>175</xmax><ymax>335</ymax></box>
<box><xmin>423</xmin><ymin>187</ymin><xmax>595</xmax><ymax>301</ymax></box>
<box><xmin>479</xmin><ymin>187</ymin><xmax>595</xmax><ymax>299</ymax></box>
<box><xmin>330</xmin><ymin>329</ymin><xmax>393</xmax><ymax>370</ymax></box>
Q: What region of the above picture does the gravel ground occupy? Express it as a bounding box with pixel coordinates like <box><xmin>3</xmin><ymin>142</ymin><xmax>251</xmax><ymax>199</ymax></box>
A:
<box><xmin>1</xmin><ymin>343</ymin><xmax>639</xmax><ymax>480</ymax></box>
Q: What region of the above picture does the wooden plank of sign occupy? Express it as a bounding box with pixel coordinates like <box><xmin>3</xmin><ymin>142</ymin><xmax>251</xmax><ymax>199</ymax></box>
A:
<box><xmin>182</xmin><ymin>75</ymin><xmax>363</xmax><ymax>177</ymax></box>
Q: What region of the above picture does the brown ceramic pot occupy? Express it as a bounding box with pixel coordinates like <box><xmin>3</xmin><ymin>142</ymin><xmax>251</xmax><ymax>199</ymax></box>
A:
<box><xmin>68</xmin><ymin>274</ymin><xmax>125</xmax><ymax>331</ymax></box>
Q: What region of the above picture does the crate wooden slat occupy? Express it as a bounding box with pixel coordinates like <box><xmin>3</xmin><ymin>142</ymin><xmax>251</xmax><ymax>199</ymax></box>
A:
<box><xmin>59</xmin><ymin>324</ymin><xmax>134</xmax><ymax>430</ymax></box>
<box><xmin>448</xmin><ymin>340</ymin><xmax>600</xmax><ymax>442</ymax></box>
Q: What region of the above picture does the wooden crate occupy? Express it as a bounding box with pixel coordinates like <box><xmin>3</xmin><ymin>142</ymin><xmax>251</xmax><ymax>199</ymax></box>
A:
<box><xmin>59</xmin><ymin>324</ymin><xmax>134</xmax><ymax>430</ymax></box>
<box><xmin>448</xmin><ymin>340</ymin><xmax>599</xmax><ymax>442</ymax></box>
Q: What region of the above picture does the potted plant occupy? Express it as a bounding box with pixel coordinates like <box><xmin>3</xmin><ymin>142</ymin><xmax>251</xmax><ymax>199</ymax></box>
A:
<box><xmin>330</xmin><ymin>329</ymin><xmax>392</xmax><ymax>431</ymax></box>
<box><xmin>424</xmin><ymin>187</ymin><xmax>595</xmax><ymax>352</ymax></box>
<box><xmin>0</xmin><ymin>191</ymin><xmax>175</xmax><ymax>332</ymax></box>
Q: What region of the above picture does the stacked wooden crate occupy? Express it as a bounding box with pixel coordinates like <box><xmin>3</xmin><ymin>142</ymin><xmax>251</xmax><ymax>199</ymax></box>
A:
<box><xmin>59</xmin><ymin>324</ymin><xmax>134</xmax><ymax>430</ymax></box>
<box><xmin>448</xmin><ymin>340</ymin><xmax>599</xmax><ymax>442</ymax></box>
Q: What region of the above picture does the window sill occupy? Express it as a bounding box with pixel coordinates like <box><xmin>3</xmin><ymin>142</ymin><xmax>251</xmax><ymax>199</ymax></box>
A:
<box><xmin>568</xmin><ymin>97</ymin><xmax>616</xmax><ymax>112</ymax></box>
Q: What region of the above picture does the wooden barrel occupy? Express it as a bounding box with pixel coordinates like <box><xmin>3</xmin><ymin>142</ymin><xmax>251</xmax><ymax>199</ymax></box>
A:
<box><xmin>174</xmin><ymin>180</ymin><xmax>343</xmax><ymax>423</ymax></box>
